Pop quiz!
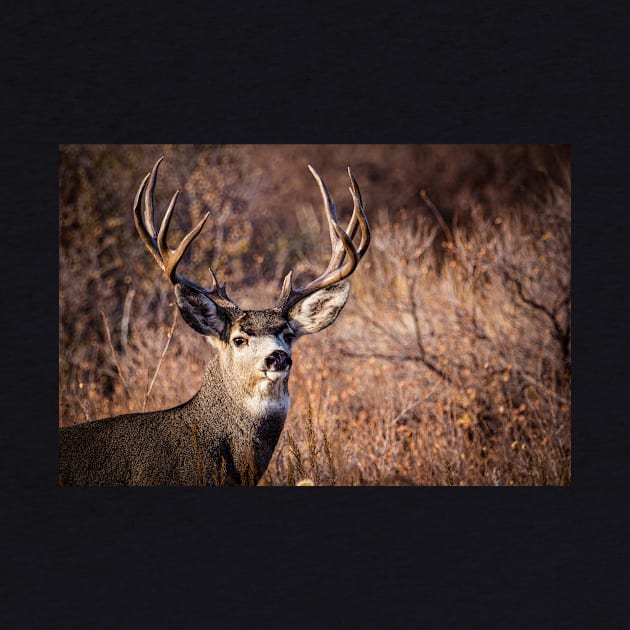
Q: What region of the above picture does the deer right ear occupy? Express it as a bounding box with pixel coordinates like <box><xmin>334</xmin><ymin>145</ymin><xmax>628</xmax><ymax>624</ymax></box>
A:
<box><xmin>287</xmin><ymin>281</ymin><xmax>350</xmax><ymax>336</ymax></box>
<box><xmin>174</xmin><ymin>284</ymin><xmax>229</xmax><ymax>338</ymax></box>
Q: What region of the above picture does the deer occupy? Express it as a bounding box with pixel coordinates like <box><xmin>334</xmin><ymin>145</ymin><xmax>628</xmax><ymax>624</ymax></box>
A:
<box><xmin>59</xmin><ymin>157</ymin><xmax>370</xmax><ymax>486</ymax></box>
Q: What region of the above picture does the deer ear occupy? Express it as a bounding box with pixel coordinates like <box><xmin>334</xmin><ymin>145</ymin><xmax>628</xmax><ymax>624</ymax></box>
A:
<box><xmin>174</xmin><ymin>284</ymin><xmax>229</xmax><ymax>338</ymax></box>
<box><xmin>288</xmin><ymin>281</ymin><xmax>350</xmax><ymax>336</ymax></box>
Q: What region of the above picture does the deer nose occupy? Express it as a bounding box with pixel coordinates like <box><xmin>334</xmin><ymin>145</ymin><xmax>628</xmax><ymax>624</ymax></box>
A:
<box><xmin>264</xmin><ymin>350</ymin><xmax>291</xmax><ymax>371</ymax></box>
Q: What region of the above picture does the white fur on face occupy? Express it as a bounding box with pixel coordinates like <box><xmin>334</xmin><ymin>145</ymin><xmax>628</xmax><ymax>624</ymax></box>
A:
<box><xmin>215</xmin><ymin>329</ymin><xmax>293</xmax><ymax>417</ymax></box>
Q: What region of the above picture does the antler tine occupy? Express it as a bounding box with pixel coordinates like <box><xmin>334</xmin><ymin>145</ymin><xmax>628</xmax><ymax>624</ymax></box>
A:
<box><xmin>133</xmin><ymin>169</ymin><xmax>163</xmax><ymax>268</ymax></box>
<box><xmin>133</xmin><ymin>157</ymin><xmax>242</xmax><ymax>316</ymax></box>
<box><xmin>156</xmin><ymin>188</ymin><xmax>210</xmax><ymax>285</ymax></box>
<box><xmin>143</xmin><ymin>155</ymin><xmax>163</xmax><ymax>241</ymax></box>
<box><xmin>324</xmin><ymin>167</ymin><xmax>370</xmax><ymax>273</ymax></box>
<box><xmin>348</xmin><ymin>167</ymin><xmax>371</xmax><ymax>257</ymax></box>
<box><xmin>276</xmin><ymin>166</ymin><xmax>370</xmax><ymax>312</ymax></box>
<box><xmin>307</xmin><ymin>164</ymin><xmax>339</xmax><ymax>261</ymax></box>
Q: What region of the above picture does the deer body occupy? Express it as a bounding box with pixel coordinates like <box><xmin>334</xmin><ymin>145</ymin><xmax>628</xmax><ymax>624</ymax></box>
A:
<box><xmin>59</xmin><ymin>158</ymin><xmax>368</xmax><ymax>486</ymax></box>
<box><xmin>59</xmin><ymin>356</ymin><xmax>288</xmax><ymax>486</ymax></box>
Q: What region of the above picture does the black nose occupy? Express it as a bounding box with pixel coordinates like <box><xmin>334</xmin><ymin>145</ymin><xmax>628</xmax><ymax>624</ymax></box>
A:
<box><xmin>264</xmin><ymin>350</ymin><xmax>291</xmax><ymax>371</ymax></box>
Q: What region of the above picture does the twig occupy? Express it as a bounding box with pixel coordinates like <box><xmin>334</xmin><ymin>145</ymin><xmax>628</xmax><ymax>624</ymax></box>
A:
<box><xmin>406</xmin><ymin>274</ymin><xmax>425</xmax><ymax>358</ymax></box>
<box><xmin>502</xmin><ymin>265</ymin><xmax>570</xmax><ymax>363</ymax></box>
<box><xmin>143</xmin><ymin>307</ymin><xmax>178</xmax><ymax>412</ymax></box>
<box><xmin>101</xmin><ymin>310</ymin><xmax>130</xmax><ymax>397</ymax></box>
<box><xmin>419</xmin><ymin>189</ymin><xmax>454</xmax><ymax>245</ymax></box>
<box><xmin>120</xmin><ymin>286</ymin><xmax>136</xmax><ymax>355</ymax></box>
<box><xmin>76</xmin><ymin>394</ymin><xmax>91</xmax><ymax>423</ymax></box>
<box><xmin>338</xmin><ymin>348</ymin><xmax>459</xmax><ymax>387</ymax></box>
<box><xmin>517</xmin><ymin>369</ymin><xmax>570</xmax><ymax>406</ymax></box>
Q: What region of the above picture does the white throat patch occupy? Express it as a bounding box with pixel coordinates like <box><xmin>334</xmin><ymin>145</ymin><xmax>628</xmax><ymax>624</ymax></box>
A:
<box><xmin>243</xmin><ymin>370</ymin><xmax>290</xmax><ymax>417</ymax></box>
<box><xmin>245</xmin><ymin>390</ymin><xmax>290</xmax><ymax>417</ymax></box>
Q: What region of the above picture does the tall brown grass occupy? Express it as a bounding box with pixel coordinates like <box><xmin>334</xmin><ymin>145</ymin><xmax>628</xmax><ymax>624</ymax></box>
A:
<box><xmin>59</xmin><ymin>144</ymin><xmax>570</xmax><ymax>485</ymax></box>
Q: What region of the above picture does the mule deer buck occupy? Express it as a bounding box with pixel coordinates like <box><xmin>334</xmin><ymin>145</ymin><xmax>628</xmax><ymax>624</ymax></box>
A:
<box><xmin>59</xmin><ymin>157</ymin><xmax>370</xmax><ymax>485</ymax></box>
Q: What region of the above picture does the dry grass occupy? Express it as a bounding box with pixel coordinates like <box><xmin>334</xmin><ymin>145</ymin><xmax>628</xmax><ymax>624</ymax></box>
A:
<box><xmin>59</xmin><ymin>144</ymin><xmax>570</xmax><ymax>485</ymax></box>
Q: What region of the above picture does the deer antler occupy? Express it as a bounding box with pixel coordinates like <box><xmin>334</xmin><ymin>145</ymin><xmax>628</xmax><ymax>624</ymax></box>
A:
<box><xmin>276</xmin><ymin>165</ymin><xmax>370</xmax><ymax>312</ymax></box>
<box><xmin>133</xmin><ymin>157</ymin><xmax>243</xmax><ymax>317</ymax></box>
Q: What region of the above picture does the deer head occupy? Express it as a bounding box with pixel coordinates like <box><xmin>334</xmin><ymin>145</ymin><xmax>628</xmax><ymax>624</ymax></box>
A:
<box><xmin>133</xmin><ymin>157</ymin><xmax>370</xmax><ymax>411</ymax></box>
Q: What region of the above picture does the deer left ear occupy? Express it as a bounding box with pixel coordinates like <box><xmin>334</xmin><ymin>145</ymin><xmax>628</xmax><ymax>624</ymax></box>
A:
<box><xmin>174</xmin><ymin>284</ymin><xmax>230</xmax><ymax>338</ymax></box>
<box><xmin>288</xmin><ymin>281</ymin><xmax>350</xmax><ymax>336</ymax></box>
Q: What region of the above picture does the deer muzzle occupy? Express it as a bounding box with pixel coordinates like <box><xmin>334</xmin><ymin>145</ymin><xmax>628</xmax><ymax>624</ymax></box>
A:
<box><xmin>264</xmin><ymin>350</ymin><xmax>292</xmax><ymax>373</ymax></box>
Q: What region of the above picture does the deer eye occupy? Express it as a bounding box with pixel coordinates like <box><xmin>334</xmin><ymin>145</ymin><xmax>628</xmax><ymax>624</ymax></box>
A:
<box><xmin>284</xmin><ymin>331</ymin><xmax>295</xmax><ymax>344</ymax></box>
<box><xmin>232</xmin><ymin>336</ymin><xmax>248</xmax><ymax>347</ymax></box>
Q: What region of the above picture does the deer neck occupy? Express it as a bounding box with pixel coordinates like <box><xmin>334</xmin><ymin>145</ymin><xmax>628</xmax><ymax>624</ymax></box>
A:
<box><xmin>186</xmin><ymin>355</ymin><xmax>289</xmax><ymax>483</ymax></box>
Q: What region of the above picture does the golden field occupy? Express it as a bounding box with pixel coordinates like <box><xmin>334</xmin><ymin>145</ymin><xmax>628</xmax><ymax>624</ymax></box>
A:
<box><xmin>59</xmin><ymin>144</ymin><xmax>570</xmax><ymax>485</ymax></box>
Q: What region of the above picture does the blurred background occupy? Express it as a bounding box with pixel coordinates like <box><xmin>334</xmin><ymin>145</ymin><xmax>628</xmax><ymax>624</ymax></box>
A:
<box><xmin>59</xmin><ymin>144</ymin><xmax>570</xmax><ymax>485</ymax></box>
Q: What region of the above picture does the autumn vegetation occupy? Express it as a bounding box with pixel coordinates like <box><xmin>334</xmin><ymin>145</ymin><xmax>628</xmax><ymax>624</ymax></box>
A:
<box><xmin>59</xmin><ymin>144</ymin><xmax>570</xmax><ymax>485</ymax></box>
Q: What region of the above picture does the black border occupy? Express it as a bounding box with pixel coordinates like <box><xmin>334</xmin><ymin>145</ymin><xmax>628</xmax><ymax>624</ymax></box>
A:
<box><xmin>4</xmin><ymin>2</ymin><xmax>628</xmax><ymax>628</ymax></box>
